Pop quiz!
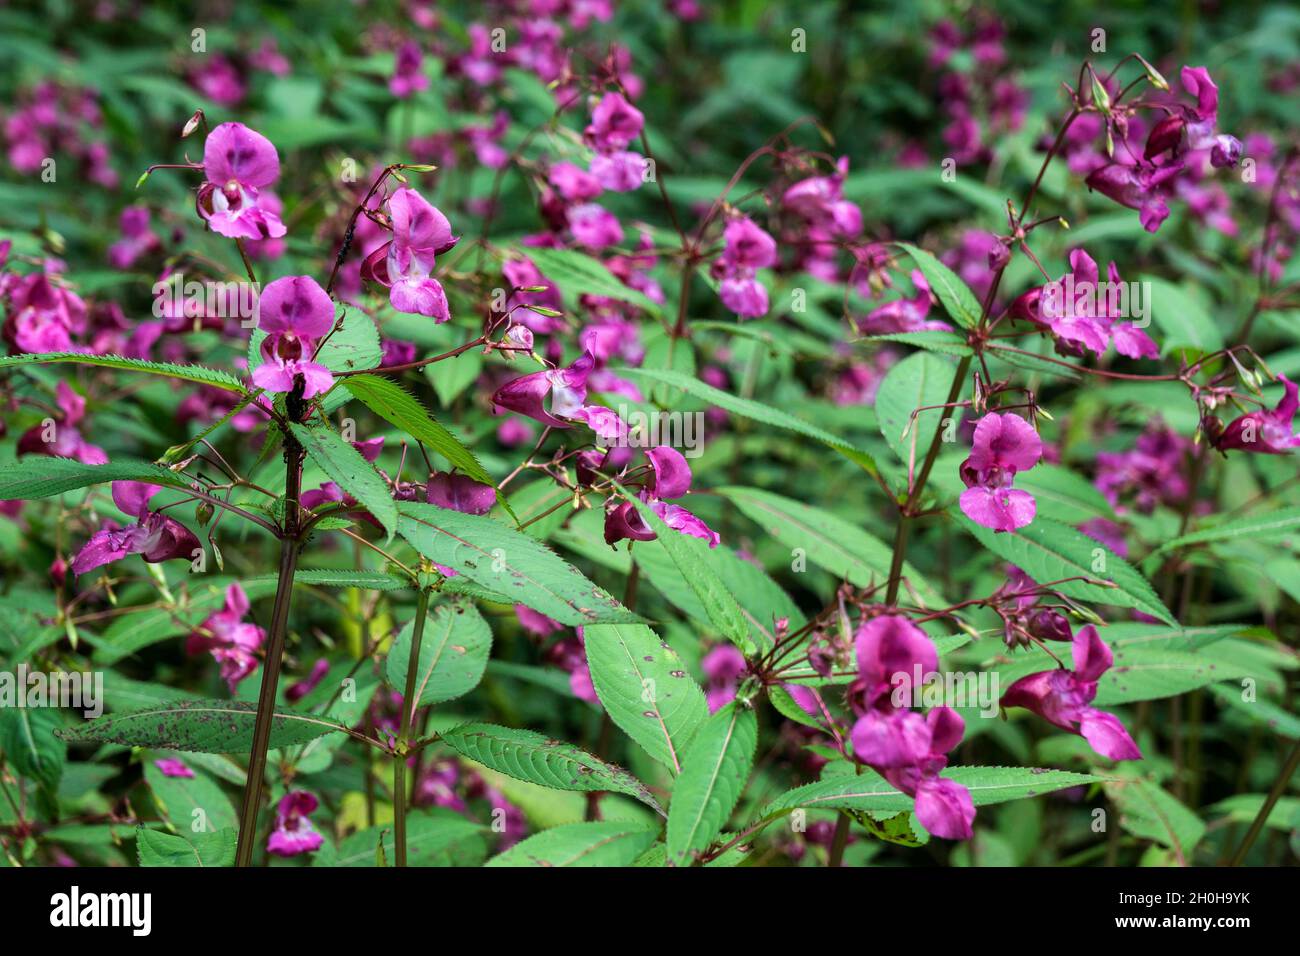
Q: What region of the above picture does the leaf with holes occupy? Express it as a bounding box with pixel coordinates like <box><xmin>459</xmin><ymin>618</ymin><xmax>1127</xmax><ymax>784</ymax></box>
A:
<box><xmin>486</xmin><ymin>821</ymin><xmax>660</xmax><ymax>867</ymax></box>
<box><xmin>666</xmin><ymin>702</ymin><xmax>757</xmax><ymax>866</ymax></box>
<box><xmin>385</xmin><ymin>599</ymin><xmax>492</xmax><ymax>706</ymax></box>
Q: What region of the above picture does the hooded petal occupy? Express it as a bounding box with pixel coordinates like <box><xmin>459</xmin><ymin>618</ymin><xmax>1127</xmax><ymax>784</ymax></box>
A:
<box><xmin>850</xmin><ymin>708</ymin><xmax>933</xmax><ymax>768</ymax></box>
<box><xmin>256</xmin><ymin>275</ymin><xmax>335</xmax><ymax>339</ymax></box>
<box><xmin>646</xmin><ymin>446</ymin><xmax>692</xmax><ymax>499</ymax></box>
<box><xmin>203</xmin><ymin>122</ymin><xmax>280</xmax><ymax>188</ymax></box>
<box><xmin>1079</xmin><ymin>708</ymin><xmax>1143</xmax><ymax>761</ymax></box>
<box><xmin>914</xmin><ymin>776</ymin><xmax>976</xmax><ymax>839</ymax></box>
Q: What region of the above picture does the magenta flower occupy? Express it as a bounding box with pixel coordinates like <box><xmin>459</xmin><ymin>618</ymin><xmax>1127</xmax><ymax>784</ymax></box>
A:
<box><xmin>847</xmin><ymin>615</ymin><xmax>974</xmax><ymax>839</ymax></box>
<box><xmin>502</xmin><ymin>256</ymin><xmax>565</xmax><ymax>333</ymax></box>
<box><xmin>549</xmin><ymin>162</ymin><xmax>603</xmax><ymax>203</ymax></box>
<box><xmin>515</xmin><ymin>605</ymin><xmax>562</xmax><ymax>638</ymax></box>
<box><xmin>3</xmin><ymin>271</ymin><xmax>88</xmax><ymax>354</ymax></box>
<box><xmin>153</xmin><ymin>758</ymin><xmax>194</xmax><ymax>779</ymax></box>
<box><xmin>856</xmin><ymin>270</ymin><xmax>951</xmax><ymax>335</ymax></box>
<box><xmin>107</xmin><ymin>205</ymin><xmax>160</xmax><ymax>269</ymax></box>
<box><xmin>71</xmin><ymin>481</ymin><xmax>200</xmax><ymax>575</ymax></box>
<box><xmin>251</xmin><ymin>276</ymin><xmax>336</xmax><ymax>398</ymax></box>
<box><xmin>185</xmin><ymin>582</ymin><xmax>266</xmax><ymax>693</ymax></box>
<box><xmin>1146</xmin><ymin>67</ymin><xmax>1242</xmax><ymax>169</ymax></box>
<box><xmin>197</xmin><ymin>123</ymin><xmax>286</xmax><ymax>240</ymax></box>
<box><xmin>426</xmin><ymin>471</ymin><xmax>496</xmax><ymax>515</ymax></box>
<box><xmin>958</xmin><ymin>412</ymin><xmax>1042</xmax><ymax>533</ymax></box>
<box><xmin>191</xmin><ymin>55</ymin><xmax>246</xmax><ymax>107</ymax></box>
<box><xmin>389</xmin><ymin>40</ymin><xmax>429</xmax><ymax>98</ymax></box>
<box><xmin>285</xmin><ymin>659</ymin><xmax>331</xmax><ymax>704</ymax></box>
<box><xmin>711</xmin><ymin>216</ymin><xmax>777</xmax><ymax>319</ymax></box>
<box><xmin>782</xmin><ymin>156</ymin><xmax>862</xmax><ymax>238</ymax></box>
<box><xmin>361</xmin><ymin>186</ymin><xmax>458</xmax><ymax>321</ymax></box>
<box><xmin>17</xmin><ymin>381</ymin><xmax>106</xmax><ymax>464</ymax></box>
<box><xmin>702</xmin><ymin>644</ymin><xmax>746</xmax><ymax>713</ymax></box>
<box><xmin>1214</xmin><ymin>375</ymin><xmax>1300</xmax><ymax>455</ymax></box>
<box><xmin>603</xmin><ymin>446</ymin><xmax>720</xmax><ymax>549</ymax></box>
<box><xmin>584</xmin><ymin>92</ymin><xmax>644</xmax><ymax>153</ymax></box>
<box><xmin>267</xmin><ymin>791</ymin><xmax>324</xmax><ymax>857</ymax></box>
<box><xmin>1001</xmin><ymin>626</ymin><xmax>1142</xmax><ymax>761</ymax></box>
<box><xmin>589</xmin><ymin>150</ymin><xmax>644</xmax><ymax>192</ymax></box>
<box><xmin>492</xmin><ymin>350</ymin><xmax>623</xmax><ymax>441</ymax></box>
<box><xmin>568</xmin><ymin>203</ymin><xmax>624</xmax><ymax>249</ymax></box>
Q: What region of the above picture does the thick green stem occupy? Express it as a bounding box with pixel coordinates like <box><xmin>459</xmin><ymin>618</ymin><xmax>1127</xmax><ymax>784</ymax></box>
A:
<box><xmin>1229</xmin><ymin>735</ymin><xmax>1300</xmax><ymax>866</ymax></box>
<box><xmin>394</xmin><ymin>587</ymin><xmax>432</xmax><ymax>867</ymax></box>
<box><xmin>234</xmin><ymin>434</ymin><xmax>304</xmax><ymax>868</ymax></box>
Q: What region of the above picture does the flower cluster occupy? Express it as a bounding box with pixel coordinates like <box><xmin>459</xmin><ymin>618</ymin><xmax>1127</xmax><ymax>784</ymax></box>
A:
<box><xmin>958</xmin><ymin>412</ymin><xmax>1043</xmax><ymax>533</ymax></box>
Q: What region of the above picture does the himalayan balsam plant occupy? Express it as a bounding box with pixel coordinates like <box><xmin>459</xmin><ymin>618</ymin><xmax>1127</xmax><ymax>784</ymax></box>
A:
<box><xmin>1</xmin><ymin>3</ymin><xmax>1298</xmax><ymax>871</ymax></box>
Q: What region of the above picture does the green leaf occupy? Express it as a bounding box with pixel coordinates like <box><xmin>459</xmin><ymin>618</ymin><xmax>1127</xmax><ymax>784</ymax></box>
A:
<box><xmin>718</xmin><ymin>486</ymin><xmax>945</xmax><ymax>607</ymax></box>
<box><xmin>344</xmin><ymin>373</ymin><xmax>492</xmax><ymax>485</ymax></box>
<box><xmin>954</xmin><ymin>514</ymin><xmax>1174</xmax><ymax>624</ymax></box>
<box><xmin>615</xmin><ymin>366</ymin><xmax>877</xmax><ymax>474</ymax></box>
<box><xmin>0</xmin><ymin>708</ymin><xmax>65</xmax><ymax>792</ymax></box>
<box><xmin>0</xmin><ymin>456</ymin><xmax>193</xmax><ymax>501</ymax></box>
<box><xmin>517</xmin><ymin>246</ymin><xmax>663</xmax><ymax>317</ymax></box>
<box><xmin>875</xmin><ymin>351</ymin><xmax>960</xmax><ymax>470</ymax></box>
<box><xmin>440</xmin><ymin>722</ymin><xmax>663</xmax><ymax>814</ymax></box>
<box><xmin>318</xmin><ymin>808</ymin><xmax>488</xmax><ymax>867</ymax></box>
<box><xmin>385</xmin><ymin>599</ymin><xmax>492</xmax><ymax>706</ymax></box>
<box><xmin>621</xmin><ymin>491</ymin><xmax>750</xmax><ymax>652</ymax></box>
<box><xmin>896</xmin><ymin>241</ymin><xmax>983</xmax><ymax>329</ymax></box>
<box><xmin>584</xmin><ymin>622</ymin><xmax>709</xmax><ymax>774</ymax></box>
<box><xmin>759</xmin><ymin>766</ymin><xmax>1099</xmax><ymax>821</ymax></box>
<box><xmin>266</xmin><ymin>568</ymin><xmax>413</xmax><ymax>590</ymax></box>
<box><xmin>485</xmin><ymin>821</ymin><xmax>660</xmax><ymax>867</ymax></box>
<box><xmin>0</xmin><ymin>351</ymin><xmax>247</xmax><ymax>392</ymax></box>
<box><xmin>1151</xmin><ymin>506</ymin><xmax>1300</xmax><ymax>556</ymax></box>
<box><xmin>291</xmin><ymin>421</ymin><xmax>398</xmax><ymax>540</ymax></box>
<box><xmin>862</xmin><ymin>330</ymin><xmax>973</xmax><ymax>356</ymax></box>
<box><xmin>56</xmin><ymin>699</ymin><xmax>348</xmax><ymax>753</ymax></box>
<box><xmin>396</xmin><ymin>501</ymin><xmax>636</xmax><ymax>626</ymax></box>
<box><xmin>1014</xmin><ymin>464</ymin><xmax>1117</xmax><ymax>525</ymax></box>
<box><xmin>666</xmin><ymin>702</ymin><xmax>758</xmax><ymax>866</ymax></box>
<box><xmin>1140</xmin><ymin>276</ymin><xmax>1223</xmax><ymax>354</ymax></box>
<box><xmin>137</xmin><ymin>827</ymin><xmax>236</xmax><ymax>867</ymax></box>
<box><xmin>143</xmin><ymin>758</ymin><xmax>237</xmax><ymax>832</ymax></box>
<box><xmin>1104</xmin><ymin>775</ymin><xmax>1204</xmax><ymax>860</ymax></box>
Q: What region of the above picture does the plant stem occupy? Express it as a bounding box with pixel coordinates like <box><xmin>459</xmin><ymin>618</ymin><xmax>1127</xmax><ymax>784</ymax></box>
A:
<box><xmin>394</xmin><ymin>587</ymin><xmax>432</xmax><ymax>867</ymax></box>
<box><xmin>1229</xmin><ymin>735</ymin><xmax>1300</xmax><ymax>866</ymax></box>
<box><xmin>234</xmin><ymin>432</ymin><xmax>305</xmax><ymax>868</ymax></box>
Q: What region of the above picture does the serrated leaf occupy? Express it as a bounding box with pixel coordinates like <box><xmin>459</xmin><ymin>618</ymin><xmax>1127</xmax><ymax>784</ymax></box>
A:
<box><xmin>1151</xmin><ymin>506</ymin><xmax>1300</xmax><ymax>556</ymax></box>
<box><xmin>518</xmin><ymin>245</ymin><xmax>663</xmax><ymax>317</ymax></box>
<box><xmin>485</xmin><ymin>821</ymin><xmax>659</xmax><ymax>867</ymax></box>
<box><xmin>718</xmin><ymin>486</ymin><xmax>944</xmax><ymax>607</ymax></box>
<box><xmin>758</xmin><ymin>766</ymin><xmax>1099</xmax><ymax>821</ymax></box>
<box><xmin>1014</xmin><ymin>464</ymin><xmax>1117</xmax><ymax>525</ymax></box>
<box><xmin>896</xmin><ymin>241</ymin><xmax>983</xmax><ymax>329</ymax></box>
<box><xmin>385</xmin><ymin>599</ymin><xmax>492</xmax><ymax>706</ymax></box>
<box><xmin>143</xmin><ymin>758</ymin><xmax>237</xmax><ymax>832</ymax></box>
<box><xmin>615</xmin><ymin>366</ymin><xmax>877</xmax><ymax>474</ymax></box>
<box><xmin>955</xmin><ymin>513</ymin><xmax>1174</xmax><ymax>624</ymax></box>
<box><xmin>56</xmin><ymin>699</ymin><xmax>348</xmax><ymax>753</ymax></box>
<box><xmin>440</xmin><ymin>722</ymin><xmax>663</xmax><ymax>814</ymax></box>
<box><xmin>343</xmin><ymin>373</ymin><xmax>492</xmax><ymax>486</ymax></box>
<box><xmin>875</xmin><ymin>350</ymin><xmax>960</xmax><ymax>471</ymax></box>
<box><xmin>137</xmin><ymin>826</ymin><xmax>236</xmax><ymax>867</ymax></box>
<box><xmin>0</xmin><ymin>351</ymin><xmax>247</xmax><ymax>392</ymax></box>
<box><xmin>396</xmin><ymin>500</ymin><xmax>636</xmax><ymax>625</ymax></box>
<box><xmin>0</xmin><ymin>708</ymin><xmax>65</xmax><ymax>793</ymax></box>
<box><xmin>584</xmin><ymin>622</ymin><xmax>709</xmax><ymax>774</ymax></box>
<box><xmin>259</xmin><ymin>568</ymin><xmax>412</xmax><ymax>590</ymax></box>
<box><xmin>291</xmin><ymin>421</ymin><xmax>398</xmax><ymax>539</ymax></box>
<box><xmin>0</xmin><ymin>457</ymin><xmax>194</xmax><ymax>501</ymax></box>
<box><xmin>862</xmin><ymin>330</ymin><xmax>973</xmax><ymax>355</ymax></box>
<box><xmin>622</xmin><ymin>490</ymin><xmax>750</xmax><ymax>652</ymax></box>
<box><xmin>1141</xmin><ymin>275</ymin><xmax>1223</xmax><ymax>354</ymax></box>
<box><xmin>666</xmin><ymin>702</ymin><xmax>757</xmax><ymax>866</ymax></box>
<box><xmin>1105</xmin><ymin>775</ymin><xmax>1204</xmax><ymax>861</ymax></box>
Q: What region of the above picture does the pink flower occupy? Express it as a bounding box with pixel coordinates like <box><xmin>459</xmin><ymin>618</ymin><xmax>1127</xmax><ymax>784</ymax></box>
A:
<box><xmin>71</xmin><ymin>481</ymin><xmax>200</xmax><ymax>575</ymax></box>
<box><xmin>1001</xmin><ymin>626</ymin><xmax>1142</xmax><ymax>761</ymax></box>
<box><xmin>251</xmin><ymin>276</ymin><xmax>336</xmax><ymax>398</ymax></box>
<box><xmin>286</xmin><ymin>659</ymin><xmax>331</xmax><ymax>704</ymax></box>
<box><xmin>3</xmin><ymin>272</ymin><xmax>88</xmax><ymax>353</ymax></box>
<box><xmin>1214</xmin><ymin>375</ymin><xmax>1300</xmax><ymax>455</ymax></box>
<box><xmin>603</xmin><ymin>446</ymin><xmax>720</xmax><ymax>549</ymax></box>
<box><xmin>16</xmin><ymin>381</ymin><xmax>106</xmax><ymax>464</ymax></box>
<box><xmin>390</xmin><ymin>41</ymin><xmax>429</xmax><ymax>98</ymax></box>
<box><xmin>549</xmin><ymin>162</ymin><xmax>603</xmax><ymax>203</ymax></box>
<box><xmin>782</xmin><ymin>156</ymin><xmax>862</xmax><ymax>238</ymax></box>
<box><xmin>361</xmin><ymin>187</ymin><xmax>458</xmax><ymax>321</ymax></box>
<box><xmin>426</xmin><ymin>472</ymin><xmax>496</xmax><ymax>514</ymax></box>
<box><xmin>185</xmin><ymin>583</ymin><xmax>266</xmax><ymax>693</ymax></box>
<box><xmin>568</xmin><ymin>203</ymin><xmax>623</xmax><ymax>248</ymax></box>
<box><xmin>492</xmin><ymin>351</ymin><xmax>624</xmax><ymax>440</ymax></box>
<box><xmin>197</xmin><ymin>123</ymin><xmax>286</xmax><ymax>240</ymax></box>
<box><xmin>958</xmin><ymin>412</ymin><xmax>1042</xmax><ymax>533</ymax></box>
<box><xmin>584</xmin><ymin>92</ymin><xmax>644</xmax><ymax>153</ymax></box>
<box><xmin>856</xmin><ymin>270</ymin><xmax>951</xmax><ymax>335</ymax></box>
<box><xmin>702</xmin><ymin>645</ymin><xmax>746</xmax><ymax>713</ymax></box>
<box><xmin>589</xmin><ymin>150</ymin><xmax>644</xmax><ymax>192</ymax></box>
<box><xmin>267</xmin><ymin>791</ymin><xmax>324</xmax><ymax>857</ymax></box>
<box><xmin>191</xmin><ymin>55</ymin><xmax>246</xmax><ymax>107</ymax></box>
<box><xmin>107</xmin><ymin>205</ymin><xmax>160</xmax><ymax>269</ymax></box>
<box><xmin>711</xmin><ymin>216</ymin><xmax>777</xmax><ymax>319</ymax></box>
<box><xmin>153</xmin><ymin>758</ymin><xmax>194</xmax><ymax>778</ymax></box>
